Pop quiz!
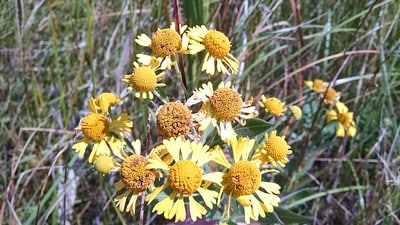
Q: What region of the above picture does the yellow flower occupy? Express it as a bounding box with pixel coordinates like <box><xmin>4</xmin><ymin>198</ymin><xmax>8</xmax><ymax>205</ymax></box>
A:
<box><xmin>156</xmin><ymin>102</ymin><xmax>193</xmax><ymax>138</ymax></box>
<box><xmin>211</xmin><ymin>137</ymin><xmax>281</xmax><ymax>224</ymax></box>
<box><xmin>322</xmin><ymin>87</ymin><xmax>341</xmax><ymax>105</ymax></box>
<box><xmin>89</xmin><ymin>92</ymin><xmax>120</xmax><ymax>114</ymax></box>
<box><xmin>187</xmin><ymin>25</ymin><xmax>239</xmax><ymax>75</ymax></box>
<box><xmin>304</xmin><ymin>79</ymin><xmax>328</xmax><ymax>92</ymax></box>
<box><xmin>72</xmin><ymin>98</ymin><xmax>133</xmax><ymax>163</ymax></box>
<box><xmin>135</xmin><ymin>23</ymin><xmax>189</xmax><ymax>69</ymax></box>
<box><xmin>252</xmin><ymin>130</ymin><xmax>292</xmax><ymax>167</ymax></box>
<box><xmin>326</xmin><ymin>102</ymin><xmax>357</xmax><ymax>137</ymax></box>
<box><xmin>259</xmin><ymin>96</ymin><xmax>286</xmax><ymax>117</ymax></box>
<box><xmin>146</xmin><ymin>137</ymin><xmax>222</xmax><ymax>222</ymax></box>
<box><xmin>289</xmin><ymin>105</ymin><xmax>302</xmax><ymax>120</ymax></box>
<box><xmin>122</xmin><ymin>58</ymin><xmax>166</xmax><ymax>99</ymax></box>
<box><xmin>113</xmin><ymin>140</ymin><xmax>158</xmax><ymax>215</ymax></box>
<box><xmin>187</xmin><ymin>82</ymin><xmax>258</xmax><ymax>142</ymax></box>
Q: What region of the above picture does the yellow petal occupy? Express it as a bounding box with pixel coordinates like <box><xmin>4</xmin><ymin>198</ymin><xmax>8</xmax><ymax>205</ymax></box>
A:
<box><xmin>153</xmin><ymin>192</ymin><xmax>175</xmax><ymax>218</ymax></box>
<box><xmin>170</xmin><ymin>195</ymin><xmax>186</xmax><ymax>222</ymax></box>
<box><xmin>197</xmin><ymin>187</ymin><xmax>218</xmax><ymax>209</ymax></box>
<box><xmin>189</xmin><ymin>196</ymin><xmax>207</xmax><ymax>221</ymax></box>
<box><xmin>72</xmin><ymin>139</ymin><xmax>89</xmax><ymax>158</ymax></box>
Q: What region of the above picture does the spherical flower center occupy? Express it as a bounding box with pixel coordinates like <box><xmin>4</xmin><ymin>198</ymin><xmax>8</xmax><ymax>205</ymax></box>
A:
<box><xmin>168</xmin><ymin>160</ymin><xmax>202</xmax><ymax>195</ymax></box>
<box><xmin>324</xmin><ymin>88</ymin><xmax>338</xmax><ymax>104</ymax></box>
<box><xmin>120</xmin><ymin>155</ymin><xmax>156</xmax><ymax>193</ymax></box>
<box><xmin>203</xmin><ymin>30</ymin><xmax>231</xmax><ymax>59</ymax></box>
<box><xmin>222</xmin><ymin>161</ymin><xmax>260</xmax><ymax>196</ymax></box>
<box><xmin>156</xmin><ymin>102</ymin><xmax>192</xmax><ymax>138</ymax></box>
<box><xmin>263</xmin><ymin>97</ymin><xmax>285</xmax><ymax>116</ymax></box>
<box><xmin>313</xmin><ymin>79</ymin><xmax>325</xmax><ymax>91</ymax></box>
<box><xmin>130</xmin><ymin>66</ymin><xmax>157</xmax><ymax>92</ymax></box>
<box><xmin>94</xmin><ymin>155</ymin><xmax>115</xmax><ymax>174</ymax></box>
<box><xmin>264</xmin><ymin>136</ymin><xmax>291</xmax><ymax>162</ymax></box>
<box><xmin>151</xmin><ymin>28</ymin><xmax>181</xmax><ymax>57</ymax></box>
<box><xmin>81</xmin><ymin>113</ymin><xmax>109</xmax><ymax>142</ymax></box>
<box><xmin>209</xmin><ymin>88</ymin><xmax>242</xmax><ymax>121</ymax></box>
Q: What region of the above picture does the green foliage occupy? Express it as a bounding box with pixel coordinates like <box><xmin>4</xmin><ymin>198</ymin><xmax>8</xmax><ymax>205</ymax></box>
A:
<box><xmin>1</xmin><ymin>0</ymin><xmax>400</xmax><ymax>224</ymax></box>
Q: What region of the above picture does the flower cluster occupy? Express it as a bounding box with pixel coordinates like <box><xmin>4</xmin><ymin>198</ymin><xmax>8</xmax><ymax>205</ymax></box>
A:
<box><xmin>72</xmin><ymin>22</ymin><xmax>302</xmax><ymax>224</ymax></box>
<box><xmin>305</xmin><ymin>79</ymin><xmax>357</xmax><ymax>137</ymax></box>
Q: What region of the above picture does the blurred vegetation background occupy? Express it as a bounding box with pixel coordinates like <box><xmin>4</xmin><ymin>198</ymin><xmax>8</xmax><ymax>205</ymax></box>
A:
<box><xmin>1</xmin><ymin>0</ymin><xmax>399</xmax><ymax>224</ymax></box>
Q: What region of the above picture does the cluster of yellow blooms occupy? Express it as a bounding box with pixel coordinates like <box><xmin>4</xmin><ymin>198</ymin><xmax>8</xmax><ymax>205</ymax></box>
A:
<box><xmin>72</xmin><ymin>23</ymin><xmax>302</xmax><ymax>224</ymax></box>
<box><xmin>305</xmin><ymin>79</ymin><xmax>357</xmax><ymax>137</ymax></box>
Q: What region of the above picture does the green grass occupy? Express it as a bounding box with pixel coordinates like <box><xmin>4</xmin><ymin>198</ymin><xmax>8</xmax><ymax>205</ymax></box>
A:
<box><xmin>1</xmin><ymin>0</ymin><xmax>399</xmax><ymax>224</ymax></box>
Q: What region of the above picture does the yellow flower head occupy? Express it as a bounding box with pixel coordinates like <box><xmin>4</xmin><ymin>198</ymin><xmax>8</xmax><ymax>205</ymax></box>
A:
<box><xmin>145</xmin><ymin>137</ymin><xmax>222</xmax><ymax>222</ymax></box>
<box><xmin>114</xmin><ymin>140</ymin><xmax>157</xmax><ymax>215</ymax></box>
<box><xmin>135</xmin><ymin>23</ymin><xmax>189</xmax><ymax>69</ymax></box>
<box><xmin>187</xmin><ymin>25</ymin><xmax>239</xmax><ymax>75</ymax></box>
<box><xmin>187</xmin><ymin>82</ymin><xmax>258</xmax><ymax>142</ymax></box>
<box><xmin>252</xmin><ymin>130</ymin><xmax>292</xmax><ymax>167</ymax></box>
<box><xmin>122</xmin><ymin>59</ymin><xmax>166</xmax><ymax>99</ymax></box>
<box><xmin>326</xmin><ymin>102</ymin><xmax>357</xmax><ymax>137</ymax></box>
<box><xmin>156</xmin><ymin>102</ymin><xmax>193</xmax><ymax>138</ymax></box>
<box><xmin>259</xmin><ymin>95</ymin><xmax>286</xmax><ymax>117</ymax></box>
<box><xmin>211</xmin><ymin>137</ymin><xmax>281</xmax><ymax>224</ymax></box>
<box><xmin>322</xmin><ymin>87</ymin><xmax>341</xmax><ymax>105</ymax></box>
<box><xmin>72</xmin><ymin>98</ymin><xmax>133</xmax><ymax>163</ymax></box>
<box><xmin>304</xmin><ymin>79</ymin><xmax>328</xmax><ymax>92</ymax></box>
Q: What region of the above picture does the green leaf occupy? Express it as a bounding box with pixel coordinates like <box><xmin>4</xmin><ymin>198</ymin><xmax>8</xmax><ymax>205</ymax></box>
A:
<box><xmin>234</xmin><ymin>118</ymin><xmax>274</xmax><ymax>138</ymax></box>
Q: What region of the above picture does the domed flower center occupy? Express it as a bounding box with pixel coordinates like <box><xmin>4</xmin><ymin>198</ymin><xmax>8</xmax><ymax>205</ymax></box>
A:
<box><xmin>81</xmin><ymin>113</ymin><xmax>109</xmax><ymax>142</ymax></box>
<box><xmin>156</xmin><ymin>102</ymin><xmax>192</xmax><ymax>138</ymax></box>
<box><xmin>168</xmin><ymin>160</ymin><xmax>202</xmax><ymax>195</ymax></box>
<box><xmin>151</xmin><ymin>28</ymin><xmax>181</xmax><ymax>57</ymax></box>
<box><xmin>203</xmin><ymin>30</ymin><xmax>231</xmax><ymax>59</ymax></box>
<box><xmin>130</xmin><ymin>66</ymin><xmax>157</xmax><ymax>92</ymax></box>
<box><xmin>209</xmin><ymin>88</ymin><xmax>242</xmax><ymax>121</ymax></box>
<box><xmin>94</xmin><ymin>155</ymin><xmax>115</xmax><ymax>174</ymax></box>
<box><xmin>222</xmin><ymin>161</ymin><xmax>260</xmax><ymax>196</ymax></box>
<box><xmin>264</xmin><ymin>136</ymin><xmax>291</xmax><ymax>162</ymax></box>
<box><xmin>262</xmin><ymin>97</ymin><xmax>285</xmax><ymax>116</ymax></box>
<box><xmin>120</xmin><ymin>155</ymin><xmax>156</xmax><ymax>193</ymax></box>
<box><xmin>313</xmin><ymin>79</ymin><xmax>325</xmax><ymax>91</ymax></box>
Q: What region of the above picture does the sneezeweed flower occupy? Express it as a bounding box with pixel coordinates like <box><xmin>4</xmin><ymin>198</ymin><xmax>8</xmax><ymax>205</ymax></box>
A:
<box><xmin>321</xmin><ymin>87</ymin><xmax>341</xmax><ymax>105</ymax></box>
<box><xmin>187</xmin><ymin>25</ymin><xmax>239</xmax><ymax>75</ymax></box>
<box><xmin>113</xmin><ymin>140</ymin><xmax>158</xmax><ymax>215</ymax></box>
<box><xmin>304</xmin><ymin>79</ymin><xmax>328</xmax><ymax>92</ymax></box>
<box><xmin>135</xmin><ymin>23</ymin><xmax>189</xmax><ymax>69</ymax></box>
<box><xmin>90</xmin><ymin>92</ymin><xmax>120</xmax><ymax>114</ymax></box>
<box><xmin>72</xmin><ymin>98</ymin><xmax>133</xmax><ymax>163</ymax></box>
<box><xmin>187</xmin><ymin>82</ymin><xmax>258</xmax><ymax>142</ymax></box>
<box><xmin>259</xmin><ymin>96</ymin><xmax>286</xmax><ymax>117</ymax></box>
<box><xmin>326</xmin><ymin>102</ymin><xmax>357</xmax><ymax>137</ymax></box>
<box><xmin>211</xmin><ymin>137</ymin><xmax>281</xmax><ymax>224</ymax></box>
<box><xmin>289</xmin><ymin>105</ymin><xmax>302</xmax><ymax>120</ymax></box>
<box><xmin>252</xmin><ymin>130</ymin><xmax>292</xmax><ymax>167</ymax></box>
<box><xmin>156</xmin><ymin>102</ymin><xmax>193</xmax><ymax>138</ymax></box>
<box><xmin>122</xmin><ymin>58</ymin><xmax>166</xmax><ymax>99</ymax></box>
<box><xmin>145</xmin><ymin>137</ymin><xmax>222</xmax><ymax>222</ymax></box>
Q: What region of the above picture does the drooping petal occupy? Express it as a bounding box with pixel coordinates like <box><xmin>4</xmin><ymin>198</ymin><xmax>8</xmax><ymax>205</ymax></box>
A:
<box><xmin>72</xmin><ymin>139</ymin><xmax>89</xmax><ymax>158</ymax></box>
<box><xmin>188</xmin><ymin>195</ymin><xmax>207</xmax><ymax>221</ymax></box>
<box><xmin>197</xmin><ymin>187</ymin><xmax>218</xmax><ymax>209</ymax></box>
<box><xmin>153</xmin><ymin>192</ymin><xmax>175</xmax><ymax>219</ymax></box>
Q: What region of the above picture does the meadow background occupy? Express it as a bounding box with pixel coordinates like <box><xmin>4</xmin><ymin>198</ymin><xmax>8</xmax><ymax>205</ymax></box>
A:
<box><xmin>1</xmin><ymin>0</ymin><xmax>399</xmax><ymax>224</ymax></box>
